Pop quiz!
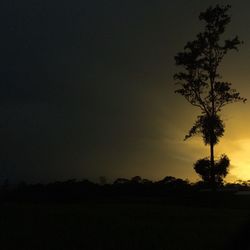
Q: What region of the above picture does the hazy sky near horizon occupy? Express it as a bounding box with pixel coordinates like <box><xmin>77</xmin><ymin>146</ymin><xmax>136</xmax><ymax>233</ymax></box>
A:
<box><xmin>2</xmin><ymin>0</ymin><xmax>250</xmax><ymax>183</ymax></box>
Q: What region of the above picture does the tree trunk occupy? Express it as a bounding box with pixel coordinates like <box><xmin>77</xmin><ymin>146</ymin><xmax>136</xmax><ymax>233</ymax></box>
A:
<box><xmin>210</xmin><ymin>141</ymin><xmax>216</xmax><ymax>191</ymax></box>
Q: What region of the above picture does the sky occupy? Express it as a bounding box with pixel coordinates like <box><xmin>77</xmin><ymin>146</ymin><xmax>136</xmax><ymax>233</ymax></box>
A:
<box><xmin>1</xmin><ymin>0</ymin><xmax>250</xmax><ymax>183</ymax></box>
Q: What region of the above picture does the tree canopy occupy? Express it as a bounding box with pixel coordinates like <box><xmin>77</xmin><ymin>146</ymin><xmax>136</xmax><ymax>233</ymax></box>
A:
<box><xmin>174</xmin><ymin>4</ymin><xmax>246</xmax><ymax>144</ymax></box>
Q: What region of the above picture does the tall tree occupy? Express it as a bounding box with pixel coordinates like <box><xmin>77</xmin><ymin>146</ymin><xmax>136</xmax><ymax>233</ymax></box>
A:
<box><xmin>174</xmin><ymin>5</ymin><xmax>246</xmax><ymax>187</ymax></box>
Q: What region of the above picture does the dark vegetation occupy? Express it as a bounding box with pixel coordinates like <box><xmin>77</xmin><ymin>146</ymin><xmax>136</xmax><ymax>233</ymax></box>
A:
<box><xmin>1</xmin><ymin>176</ymin><xmax>250</xmax><ymax>204</ymax></box>
<box><xmin>174</xmin><ymin>4</ymin><xmax>246</xmax><ymax>188</ymax></box>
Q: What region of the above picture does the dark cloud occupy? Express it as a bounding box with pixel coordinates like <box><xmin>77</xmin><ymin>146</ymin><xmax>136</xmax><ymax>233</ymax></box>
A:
<box><xmin>0</xmin><ymin>0</ymin><xmax>248</xmax><ymax>183</ymax></box>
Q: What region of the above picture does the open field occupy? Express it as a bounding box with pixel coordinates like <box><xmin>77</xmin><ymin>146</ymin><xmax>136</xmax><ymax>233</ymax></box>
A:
<box><xmin>0</xmin><ymin>200</ymin><xmax>249</xmax><ymax>250</ymax></box>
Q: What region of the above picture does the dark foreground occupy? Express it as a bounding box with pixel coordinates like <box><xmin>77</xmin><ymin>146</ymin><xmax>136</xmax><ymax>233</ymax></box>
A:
<box><xmin>1</xmin><ymin>197</ymin><xmax>250</xmax><ymax>250</ymax></box>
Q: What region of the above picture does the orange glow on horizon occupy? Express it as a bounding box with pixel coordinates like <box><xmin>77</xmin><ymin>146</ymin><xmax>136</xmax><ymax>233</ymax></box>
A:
<box><xmin>225</xmin><ymin>139</ymin><xmax>250</xmax><ymax>181</ymax></box>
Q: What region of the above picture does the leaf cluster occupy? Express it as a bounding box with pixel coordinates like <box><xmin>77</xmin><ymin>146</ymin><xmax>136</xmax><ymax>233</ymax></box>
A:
<box><xmin>194</xmin><ymin>154</ymin><xmax>229</xmax><ymax>184</ymax></box>
<box><xmin>185</xmin><ymin>114</ymin><xmax>224</xmax><ymax>145</ymax></box>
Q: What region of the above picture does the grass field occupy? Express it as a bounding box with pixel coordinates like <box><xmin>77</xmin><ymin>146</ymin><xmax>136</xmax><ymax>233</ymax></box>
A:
<box><xmin>0</xmin><ymin>200</ymin><xmax>249</xmax><ymax>250</ymax></box>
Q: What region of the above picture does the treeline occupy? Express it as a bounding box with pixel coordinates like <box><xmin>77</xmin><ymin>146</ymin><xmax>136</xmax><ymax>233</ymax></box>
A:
<box><xmin>1</xmin><ymin>176</ymin><xmax>250</xmax><ymax>203</ymax></box>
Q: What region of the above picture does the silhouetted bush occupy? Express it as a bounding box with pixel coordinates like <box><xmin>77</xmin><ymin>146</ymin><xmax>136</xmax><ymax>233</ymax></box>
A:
<box><xmin>194</xmin><ymin>154</ymin><xmax>229</xmax><ymax>186</ymax></box>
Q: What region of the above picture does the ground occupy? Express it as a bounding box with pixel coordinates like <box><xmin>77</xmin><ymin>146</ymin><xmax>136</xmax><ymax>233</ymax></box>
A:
<box><xmin>0</xmin><ymin>199</ymin><xmax>249</xmax><ymax>250</ymax></box>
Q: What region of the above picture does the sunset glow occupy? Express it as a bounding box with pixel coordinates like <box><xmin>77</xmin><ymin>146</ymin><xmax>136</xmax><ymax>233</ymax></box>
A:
<box><xmin>224</xmin><ymin>139</ymin><xmax>250</xmax><ymax>181</ymax></box>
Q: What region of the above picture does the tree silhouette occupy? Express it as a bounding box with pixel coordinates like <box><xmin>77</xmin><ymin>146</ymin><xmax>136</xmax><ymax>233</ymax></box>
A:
<box><xmin>194</xmin><ymin>154</ymin><xmax>229</xmax><ymax>185</ymax></box>
<box><xmin>174</xmin><ymin>5</ymin><xmax>246</xmax><ymax>188</ymax></box>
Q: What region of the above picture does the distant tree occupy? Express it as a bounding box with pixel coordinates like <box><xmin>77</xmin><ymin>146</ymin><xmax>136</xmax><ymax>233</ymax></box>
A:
<box><xmin>113</xmin><ymin>178</ymin><xmax>129</xmax><ymax>185</ymax></box>
<box><xmin>174</xmin><ymin>5</ymin><xmax>246</xmax><ymax>188</ymax></box>
<box><xmin>99</xmin><ymin>176</ymin><xmax>107</xmax><ymax>185</ymax></box>
<box><xmin>158</xmin><ymin>176</ymin><xmax>177</xmax><ymax>185</ymax></box>
<box><xmin>142</xmin><ymin>178</ymin><xmax>153</xmax><ymax>184</ymax></box>
<box><xmin>131</xmin><ymin>176</ymin><xmax>142</xmax><ymax>184</ymax></box>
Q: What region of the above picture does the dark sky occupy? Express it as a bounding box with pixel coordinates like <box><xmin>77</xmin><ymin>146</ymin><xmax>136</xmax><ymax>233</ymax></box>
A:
<box><xmin>1</xmin><ymin>0</ymin><xmax>250</xmax><ymax>183</ymax></box>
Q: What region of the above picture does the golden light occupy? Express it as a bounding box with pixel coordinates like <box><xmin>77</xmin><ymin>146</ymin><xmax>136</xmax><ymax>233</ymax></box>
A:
<box><xmin>228</xmin><ymin>139</ymin><xmax>250</xmax><ymax>181</ymax></box>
